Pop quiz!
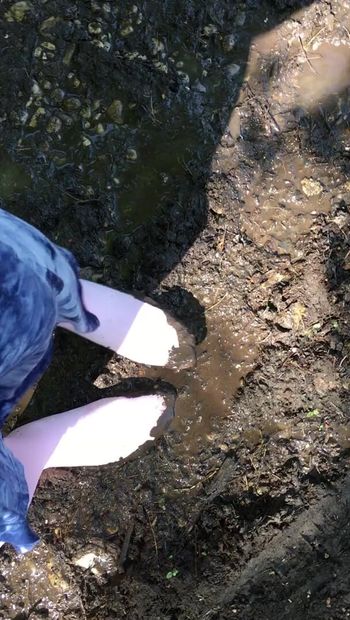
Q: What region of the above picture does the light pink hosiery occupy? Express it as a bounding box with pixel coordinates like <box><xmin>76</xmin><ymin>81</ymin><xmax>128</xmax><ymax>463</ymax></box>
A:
<box><xmin>59</xmin><ymin>280</ymin><xmax>179</xmax><ymax>366</ymax></box>
<box><xmin>4</xmin><ymin>395</ymin><xmax>168</xmax><ymax>506</ymax></box>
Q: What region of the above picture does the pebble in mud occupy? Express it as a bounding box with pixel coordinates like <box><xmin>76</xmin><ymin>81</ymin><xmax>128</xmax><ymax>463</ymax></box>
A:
<box><xmin>51</xmin><ymin>88</ymin><xmax>65</xmax><ymax>103</ymax></box>
<box><xmin>227</xmin><ymin>63</ymin><xmax>240</xmax><ymax>78</ymax></box>
<box><xmin>5</xmin><ymin>1</ymin><xmax>32</xmax><ymax>22</ymax></box>
<box><xmin>39</xmin><ymin>16</ymin><xmax>61</xmax><ymax>33</ymax></box>
<box><xmin>42</xmin><ymin>42</ymin><xmax>56</xmax><ymax>52</ymax></box>
<box><xmin>223</xmin><ymin>33</ymin><xmax>236</xmax><ymax>52</ymax></box>
<box><xmin>80</xmin><ymin>105</ymin><xmax>92</xmax><ymax>119</ymax></box>
<box><xmin>95</xmin><ymin>123</ymin><xmax>104</xmax><ymax>134</ymax></box>
<box><xmin>64</xmin><ymin>97</ymin><xmax>81</xmax><ymax>112</ymax></box>
<box><xmin>73</xmin><ymin>547</ymin><xmax>116</xmax><ymax>578</ymax></box>
<box><xmin>46</xmin><ymin>116</ymin><xmax>62</xmax><ymax>133</ymax></box>
<box><xmin>28</xmin><ymin>107</ymin><xmax>45</xmax><ymax>128</ymax></box>
<box><xmin>107</xmin><ymin>99</ymin><xmax>123</xmax><ymax>124</ymax></box>
<box><xmin>88</xmin><ymin>22</ymin><xmax>102</xmax><ymax>35</ymax></box>
<box><xmin>126</xmin><ymin>147</ymin><xmax>137</xmax><ymax>161</ymax></box>
<box><xmin>301</xmin><ymin>177</ymin><xmax>323</xmax><ymax>197</ymax></box>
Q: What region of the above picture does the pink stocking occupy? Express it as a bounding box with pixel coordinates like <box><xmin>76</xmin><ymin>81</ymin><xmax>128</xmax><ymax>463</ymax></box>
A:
<box><xmin>59</xmin><ymin>280</ymin><xmax>195</xmax><ymax>369</ymax></box>
<box><xmin>4</xmin><ymin>394</ymin><xmax>173</xmax><ymax>507</ymax></box>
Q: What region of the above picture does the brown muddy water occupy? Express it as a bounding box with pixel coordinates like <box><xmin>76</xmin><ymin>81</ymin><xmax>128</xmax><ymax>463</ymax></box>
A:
<box><xmin>145</xmin><ymin>313</ymin><xmax>261</xmax><ymax>453</ymax></box>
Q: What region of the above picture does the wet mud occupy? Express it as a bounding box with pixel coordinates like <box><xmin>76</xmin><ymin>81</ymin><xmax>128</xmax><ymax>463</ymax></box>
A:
<box><xmin>3</xmin><ymin>0</ymin><xmax>350</xmax><ymax>618</ymax></box>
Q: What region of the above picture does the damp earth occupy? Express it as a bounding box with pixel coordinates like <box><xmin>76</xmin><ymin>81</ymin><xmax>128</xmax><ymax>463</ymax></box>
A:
<box><xmin>3</xmin><ymin>0</ymin><xmax>350</xmax><ymax>618</ymax></box>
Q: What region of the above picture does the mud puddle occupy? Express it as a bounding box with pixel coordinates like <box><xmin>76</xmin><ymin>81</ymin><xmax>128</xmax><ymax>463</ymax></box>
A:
<box><xmin>242</xmin><ymin>6</ymin><xmax>350</xmax><ymax>108</ymax></box>
<box><xmin>297</xmin><ymin>41</ymin><xmax>350</xmax><ymax>109</ymax></box>
<box><xmin>240</xmin><ymin>150</ymin><xmax>332</xmax><ymax>256</ymax></box>
<box><xmin>144</xmin><ymin>312</ymin><xmax>261</xmax><ymax>453</ymax></box>
<box><xmin>226</xmin><ymin>8</ymin><xmax>350</xmax><ymax>257</ymax></box>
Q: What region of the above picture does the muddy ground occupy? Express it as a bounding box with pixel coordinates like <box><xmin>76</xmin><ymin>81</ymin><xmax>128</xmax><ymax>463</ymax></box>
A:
<box><xmin>2</xmin><ymin>0</ymin><xmax>350</xmax><ymax>617</ymax></box>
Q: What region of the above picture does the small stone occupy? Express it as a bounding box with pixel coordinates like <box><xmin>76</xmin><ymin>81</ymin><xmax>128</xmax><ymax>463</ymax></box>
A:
<box><xmin>193</xmin><ymin>80</ymin><xmax>206</xmax><ymax>93</ymax></box>
<box><xmin>82</xmin><ymin>136</ymin><xmax>92</xmax><ymax>147</ymax></box>
<box><xmin>51</xmin><ymin>88</ymin><xmax>65</xmax><ymax>103</ymax></box>
<box><xmin>28</xmin><ymin>115</ymin><xmax>38</xmax><ymax>128</ymax></box>
<box><xmin>31</xmin><ymin>81</ymin><xmax>42</xmax><ymax>97</ymax></box>
<box><xmin>223</xmin><ymin>34</ymin><xmax>236</xmax><ymax>52</ymax></box>
<box><xmin>40</xmin><ymin>16</ymin><xmax>61</xmax><ymax>33</ymax></box>
<box><xmin>121</xmin><ymin>24</ymin><xmax>134</xmax><ymax>36</ymax></box>
<box><xmin>73</xmin><ymin>549</ymin><xmax>115</xmax><ymax>576</ymax></box>
<box><xmin>5</xmin><ymin>1</ymin><xmax>32</xmax><ymax>22</ymax></box>
<box><xmin>80</xmin><ymin>105</ymin><xmax>92</xmax><ymax>119</ymax></box>
<box><xmin>74</xmin><ymin>553</ymin><xmax>96</xmax><ymax>570</ymax></box>
<box><xmin>107</xmin><ymin>99</ymin><xmax>123</xmax><ymax>123</ymax></box>
<box><xmin>46</xmin><ymin>117</ymin><xmax>62</xmax><ymax>133</ymax></box>
<box><xmin>203</xmin><ymin>24</ymin><xmax>218</xmax><ymax>36</ymax></box>
<box><xmin>34</xmin><ymin>47</ymin><xmax>42</xmax><ymax>58</ymax></box>
<box><xmin>96</xmin><ymin>123</ymin><xmax>104</xmax><ymax>134</ymax></box>
<box><xmin>275</xmin><ymin>311</ymin><xmax>293</xmax><ymax>331</ymax></box>
<box><xmin>301</xmin><ymin>177</ymin><xmax>323</xmax><ymax>197</ymax></box>
<box><xmin>59</xmin><ymin>113</ymin><xmax>74</xmax><ymax>127</ymax></box>
<box><xmin>227</xmin><ymin>63</ymin><xmax>240</xmax><ymax>78</ymax></box>
<box><xmin>333</xmin><ymin>213</ymin><xmax>348</xmax><ymax>229</ymax></box>
<box><xmin>88</xmin><ymin>22</ymin><xmax>102</xmax><ymax>35</ymax></box>
<box><xmin>18</xmin><ymin>109</ymin><xmax>29</xmax><ymax>124</ymax></box>
<box><xmin>154</xmin><ymin>61</ymin><xmax>168</xmax><ymax>74</ymax></box>
<box><xmin>28</xmin><ymin>108</ymin><xmax>45</xmax><ymax>128</ymax></box>
<box><xmin>41</xmin><ymin>41</ymin><xmax>56</xmax><ymax>51</ymax></box>
<box><xmin>177</xmin><ymin>71</ymin><xmax>190</xmax><ymax>83</ymax></box>
<box><xmin>126</xmin><ymin>148</ymin><xmax>137</xmax><ymax>161</ymax></box>
<box><xmin>63</xmin><ymin>43</ymin><xmax>76</xmax><ymax>66</ymax></box>
<box><xmin>151</xmin><ymin>38</ymin><xmax>164</xmax><ymax>55</ymax></box>
<box><xmin>64</xmin><ymin>97</ymin><xmax>81</xmax><ymax>112</ymax></box>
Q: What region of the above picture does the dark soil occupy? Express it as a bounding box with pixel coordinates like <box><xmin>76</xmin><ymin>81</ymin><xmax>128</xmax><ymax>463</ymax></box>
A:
<box><xmin>2</xmin><ymin>0</ymin><xmax>350</xmax><ymax>618</ymax></box>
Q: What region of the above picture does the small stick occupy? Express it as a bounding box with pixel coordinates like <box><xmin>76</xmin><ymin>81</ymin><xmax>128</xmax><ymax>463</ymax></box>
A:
<box><xmin>299</xmin><ymin>35</ymin><xmax>318</xmax><ymax>75</ymax></box>
<box><xmin>144</xmin><ymin>508</ymin><xmax>159</xmax><ymax>566</ymax></box>
<box><xmin>207</xmin><ymin>292</ymin><xmax>228</xmax><ymax>312</ymax></box>
<box><xmin>119</xmin><ymin>520</ymin><xmax>134</xmax><ymax>568</ymax></box>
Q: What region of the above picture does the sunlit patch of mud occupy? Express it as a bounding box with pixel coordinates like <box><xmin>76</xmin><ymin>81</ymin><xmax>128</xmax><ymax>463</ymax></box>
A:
<box><xmin>0</xmin><ymin>544</ymin><xmax>80</xmax><ymax>617</ymax></box>
<box><xmin>219</xmin><ymin>5</ymin><xmax>350</xmax><ymax>257</ymax></box>
<box><xmin>240</xmin><ymin>151</ymin><xmax>331</xmax><ymax>256</ymax></box>
<box><xmin>297</xmin><ymin>42</ymin><xmax>350</xmax><ymax>110</ymax></box>
<box><xmin>237</xmin><ymin>3</ymin><xmax>350</xmax><ymax>126</ymax></box>
<box><xmin>219</xmin><ymin>3</ymin><xmax>350</xmax><ymax>258</ymax></box>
